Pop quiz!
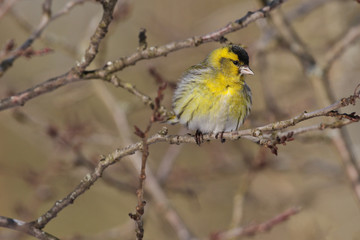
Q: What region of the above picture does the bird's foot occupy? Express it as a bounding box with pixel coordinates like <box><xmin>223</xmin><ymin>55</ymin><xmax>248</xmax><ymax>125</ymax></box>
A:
<box><xmin>215</xmin><ymin>132</ymin><xmax>226</xmax><ymax>143</ymax></box>
<box><xmin>195</xmin><ymin>130</ymin><xmax>204</xmax><ymax>146</ymax></box>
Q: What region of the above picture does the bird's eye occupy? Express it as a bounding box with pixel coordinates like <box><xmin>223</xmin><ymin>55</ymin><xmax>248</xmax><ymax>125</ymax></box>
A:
<box><xmin>232</xmin><ymin>60</ymin><xmax>240</xmax><ymax>66</ymax></box>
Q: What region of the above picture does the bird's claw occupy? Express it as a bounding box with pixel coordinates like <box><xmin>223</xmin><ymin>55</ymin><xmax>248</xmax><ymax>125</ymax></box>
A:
<box><xmin>195</xmin><ymin>130</ymin><xmax>204</xmax><ymax>146</ymax></box>
<box><xmin>215</xmin><ymin>132</ymin><xmax>226</xmax><ymax>143</ymax></box>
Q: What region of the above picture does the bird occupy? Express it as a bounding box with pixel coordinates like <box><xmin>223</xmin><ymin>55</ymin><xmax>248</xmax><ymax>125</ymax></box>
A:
<box><xmin>169</xmin><ymin>45</ymin><xmax>254</xmax><ymax>145</ymax></box>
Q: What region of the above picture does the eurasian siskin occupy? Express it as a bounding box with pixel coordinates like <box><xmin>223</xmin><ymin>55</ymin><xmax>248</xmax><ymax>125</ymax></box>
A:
<box><xmin>170</xmin><ymin>45</ymin><xmax>254</xmax><ymax>144</ymax></box>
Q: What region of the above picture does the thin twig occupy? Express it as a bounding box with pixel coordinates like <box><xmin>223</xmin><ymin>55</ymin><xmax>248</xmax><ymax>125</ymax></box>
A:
<box><xmin>156</xmin><ymin>128</ymin><xmax>186</xmax><ymax>184</ymax></box>
<box><xmin>0</xmin><ymin>216</ymin><xmax>59</xmax><ymax>240</ymax></box>
<box><xmin>324</xmin><ymin>23</ymin><xmax>360</xmax><ymax>82</ymax></box>
<box><xmin>95</xmin><ymin>82</ymin><xmax>195</xmax><ymax>240</ymax></box>
<box><xmin>0</xmin><ymin>0</ymin><xmax>51</xmax><ymax>77</ymax></box>
<box><xmin>228</xmin><ymin>172</ymin><xmax>254</xmax><ymax>230</ymax></box>
<box><xmin>86</xmin><ymin>0</ymin><xmax>287</xmax><ymax>78</ymax></box>
<box><xmin>253</xmin><ymin>0</ymin><xmax>337</xmax><ymax>51</ymax></box>
<box><xmin>268</xmin><ymin>6</ymin><xmax>360</xmax><ymax>201</ymax></box>
<box><xmin>0</xmin><ymin>0</ymin><xmax>89</xmax><ymax>77</ymax></box>
<box><xmin>286</xmin><ymin>0</ymin><xmax>338</xmax><ymax>22</ymax></box>
<box><xmin>52</xmin><ymin>0</ymin><xmax>90</xmax><ymax>20</ymax></box>
<box><xmin>107</xmin><ymin>75</ymin><xmax>156</xmax><ymax>110</ymax></box>
<box><xmin>0</xmin><ymin>39</ymin><xmax>16</xmax><ymax>60</ymax></box>
<box><xmin>74</xmin><ymin>0</ymin><xmax>118</xmax><ymax>72</ymax></box>
<box><xmin>129</xmin><ymin>81</ymin><xmax>167</xmax><ymax>239</ymax></box>
<box><xmin>0</xmin><ymin>0</ymin><xmax>18</xmax><ymax>19</ymax></box>
<box><xmin>130</xmin><ymin>126</ymin><xmax>150</xmax><ymax>240</ymax></box>
<box><xmin>270</xmin><ymin>7</ymin><xmax>316</xmax><ymax>69</ymax></box>
<box><xmin>210</xmin><ymin>207</ymin><xmax>301</xmax><ymax>240</ymax></box>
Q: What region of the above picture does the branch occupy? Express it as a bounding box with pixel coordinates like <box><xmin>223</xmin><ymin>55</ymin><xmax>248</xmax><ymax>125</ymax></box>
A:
<box><xmin>323</xmin><ymin>23</ymin><xmax>360</xmax><ymax>77</ymax></box>
<box><xmin>270</xmin><ymin>7</ymin><xmax>316</xmax><ymax>69</ymax></box>
<box><xmin>286</xmin><ymin>0</ymin><xmax>338</xmax><ymax>22</ymax></box>
<box><xmin>94</xmin><ymin>81</ymin><xmax>195</xmax><ymax>240</ymax></box>
<box><xmin>253</xmin><ymin>0</ymin><xmax>336</xmax><ymax>119</ymax></box>
<box><xmin>129</xmin><ymin>82</ymin><xmax>167</xmax><ymax>240</ymax></box>
<box><xmin>74</xmin><ymin>0</ymin><xmax>118</xmax><ymax>72</ymax></box>
<box><xmin>156</xmin><ymin>128</ymin><xmax>186</xmax><ymax>184</ymax></box>
<box><xmin>210</xmin><ymin>207</ymin><xmax>300</xmax><ymax>240</ymax></box>
<box><xmin>267</xmin><ymin>6</ymin><xmax>360</xmax><ymax>201</ymax></box>
<box><xmin>0</xmin><ymin>0</ymin><xmax>89</xmax><ymax>77</ymax></box>
<box><xmin>129</xmin><ymin>127</ymin><xmax>150</xmax><ymax>240</ymax></box>
<box><xmin>0</xmin><ymin>0</ymin><xmax>286</xmax><ymax>112</ymax></box>
<box><xmin>0</xmin><ymin>216</ymin><xmax>59</xmax><ymax>240</ymax></box>
<box><xmin>252</xmin><ymin>0</ymin><xmax>338</xmax><ymax>55</ymax></box>
<box><xmin>4</xmin><ymin>88</ymin><xmax>356</xmax><ymax>239</ymax></box>
<box><xmin>0</xmin><ymin>71</ymin><xmax>81</xmax><ymax>111</ymax></box>
<box><xmin>85</xmin><ymin>0</ymin><xmax>287</xmax><ymax>78</ymax></box>
<box><xmin>0</xmin><ymin>0</ymin><xmax>18</xmax><ymax>19</ymax></box>
<box><xmin>106</xmin><ymin>74</ymin><xmax>156</xmax><ymax>110</ymax></box>
<box><xmin>30</xmin><ymin>89</ymin><xmax>359</xmax><ymax>230</ymax></box>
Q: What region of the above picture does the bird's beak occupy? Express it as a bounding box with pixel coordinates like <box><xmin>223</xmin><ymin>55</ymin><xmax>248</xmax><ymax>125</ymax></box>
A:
<box><xmin>240</xmin><ymin>65</ymin><xmax>254</xmax><ymax>76</ymax></box>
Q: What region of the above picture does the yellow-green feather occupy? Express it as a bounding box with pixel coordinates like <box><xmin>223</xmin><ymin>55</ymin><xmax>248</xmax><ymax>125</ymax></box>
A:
<box><xmin>171</xmin><ymin>45</ymin><xmax>252</xmax><ymax>133</ymax></box>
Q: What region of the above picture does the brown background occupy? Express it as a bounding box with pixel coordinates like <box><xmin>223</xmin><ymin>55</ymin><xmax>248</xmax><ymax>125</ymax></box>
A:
<box><xmin>0</xmin><ymin>0</ymin><xmax>360</xmax><ymax>239</ymax></box>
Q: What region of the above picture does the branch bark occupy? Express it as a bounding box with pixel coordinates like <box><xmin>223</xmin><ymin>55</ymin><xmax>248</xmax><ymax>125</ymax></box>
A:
<box><xmin>0</xmin><ymin>216</ymin><xmax>59</xmax><ymax>240</ymax></box>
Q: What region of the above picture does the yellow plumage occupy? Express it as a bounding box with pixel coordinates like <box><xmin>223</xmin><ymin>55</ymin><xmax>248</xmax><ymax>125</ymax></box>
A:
<box><xmin>170</xmin><ymin>45</ymin><xmax>254</xmax><ymax>141</ymax></box>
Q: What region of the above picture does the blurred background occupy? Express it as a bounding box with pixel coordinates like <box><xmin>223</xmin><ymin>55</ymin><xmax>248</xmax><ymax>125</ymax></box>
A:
<box><xmin>0</xmin><ymin>0</ymin><xmax>360</xmax><ymax>239</ymax></box>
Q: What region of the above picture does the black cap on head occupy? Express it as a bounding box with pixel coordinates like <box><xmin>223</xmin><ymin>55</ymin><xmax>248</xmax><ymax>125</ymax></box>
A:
<box><xmin>230</xmin><ymin>45</ymin><xmax>249</xmax><ymax>65</ymax></box>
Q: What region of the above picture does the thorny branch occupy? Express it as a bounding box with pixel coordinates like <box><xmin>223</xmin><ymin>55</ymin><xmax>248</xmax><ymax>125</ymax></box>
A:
<box><xmin>0</xmin><ymin>0</ymin><xmax>286</xmax><ymax>111</ymax></box>
<box><xmin>29</xmin><ymin>87</ymin><xmax>360</xmax><ymax>234</ymax></box>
